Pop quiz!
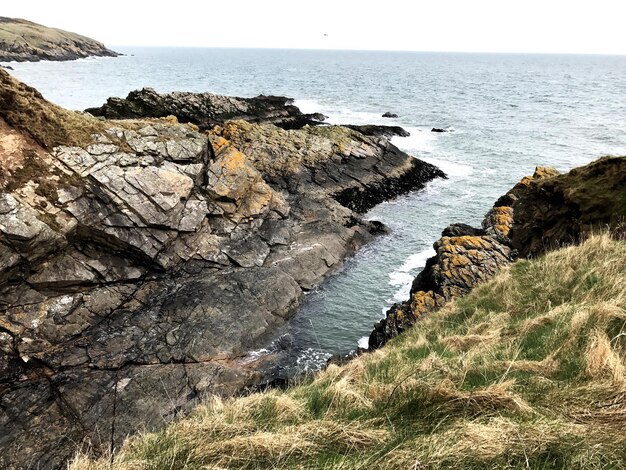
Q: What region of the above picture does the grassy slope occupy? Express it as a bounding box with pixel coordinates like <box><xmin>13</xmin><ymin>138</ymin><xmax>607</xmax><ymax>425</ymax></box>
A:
<box><xmin>74</xmin><ymin>233</ymin><xmax>626</xmax><ymax>469</ymax></box>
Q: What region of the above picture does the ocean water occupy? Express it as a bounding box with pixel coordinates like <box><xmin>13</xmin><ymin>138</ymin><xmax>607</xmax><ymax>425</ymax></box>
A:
<box><xmin>6</xmin><ymin>48</ymin><xmax>626</xmax><ymax>370</ymax></box>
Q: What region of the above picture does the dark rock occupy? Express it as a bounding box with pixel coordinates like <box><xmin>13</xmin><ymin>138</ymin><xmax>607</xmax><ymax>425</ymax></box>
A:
<box><xmin>382</xmin><ymin>112</ymin><xmax>398</xmax><ymax>118</ymax></box>
<box><xmin>507</xmin><ymin>159</ymin><xmax>626</xmax><ymax>258</ymax></box>
<box><xmin>85</xmin><ymin>88</ymin><xmax>327</xmax><ymax>130</ymax></box>
<box><xmin>332</xmin><ymin>155</ymin><xmax>446</xmax><ymax>213</ymax></box>
<box><xmin>441</xmin><ymin>223</ymin><xmax>486</xmax><ymax>237</ymax></box>
<box><xmin>344</xmin><ymin>124</ymin><xmax>410</xmax><ymax>138</ymax></box>
<box><xmin>0</xmin><ymin>65</ymin><xmax>13</xmax><ymax>70</ymax></box>
<box><xmin>431</xmin><ymin>127</ymin><xmax>447</xmax><ymax>133</ymax></box>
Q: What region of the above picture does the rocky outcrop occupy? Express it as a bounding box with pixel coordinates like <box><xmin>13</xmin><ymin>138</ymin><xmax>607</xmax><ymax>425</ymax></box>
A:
<box><xmin>86</xmin><ymin>88</ymin><xmax>327</xmax><ymax>130</ymax></box>
<box><xmin>503</xmin><ymin>158</ymin><xmax>626</xmax><ymax>257</ymax></box>
<box><xmin>344</xmin><ymin>124</ymin><xmax>410</xmax><ymax>139</ymax></box>
<box><xmin>0</xmin><ymin>17</ymin><xmax>118</xmax><ymax>62</ymax></box>
<box><xmin>382</xmin><ymin>112</ymin><xmax>398</xmax><ymax>118</ymax></box>
<box><xmin>370</xmin><ymin>158</ymin><xmax>626</xmax><ymax>349</ymax></box>
<box><xmin>0</xmin><ymin>71</ymin><xmax>444</xmax><ymax>468</ymax></box>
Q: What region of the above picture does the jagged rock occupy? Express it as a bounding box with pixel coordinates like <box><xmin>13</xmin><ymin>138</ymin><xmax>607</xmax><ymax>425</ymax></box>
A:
<box><xmin>344</xmin><ymin>124</ymin><xmax>410</xmax><ymax>138</ymax></box>
<box><xmin>0</xmin><ymin>76</ymin><xmax>446</xmax><ymax>468</ymax></box>
<box><xmin>85</xmin><ymin>88</ymin><xmax>326</xmax><ymax>130</ymax></box>
<box><xmin>0</xmin><ymin>17</ymin><xmax>118</xmax><ymax>62</ymax></box>
<box><xmin>382</xmin><ymin>112</ymin><xmax>398</xmax><ymax>118</ymax></box>
<box><xmin>441</xmin><ymin>223</ymin><xmax>486</xmax><ymax>238</ymax></box>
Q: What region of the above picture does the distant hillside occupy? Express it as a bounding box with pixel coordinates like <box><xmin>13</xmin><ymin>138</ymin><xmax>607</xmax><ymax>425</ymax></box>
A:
<box><xmin>0</xmin><ymin>17</ymin><xmax>118</xmax><ymax>62</ymax></box>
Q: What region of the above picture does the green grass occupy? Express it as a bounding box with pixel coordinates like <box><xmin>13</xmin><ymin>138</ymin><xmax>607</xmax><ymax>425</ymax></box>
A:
<box><xmin>73</xmin><ymin>234</ymin><xmax>626</xmax><ymax>469</ymax></box>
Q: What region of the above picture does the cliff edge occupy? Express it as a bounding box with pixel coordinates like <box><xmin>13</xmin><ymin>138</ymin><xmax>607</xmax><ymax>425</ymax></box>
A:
<box><xmin>0</xmin><ymin>17</ymin><xmax>118</xmax><ymax>62</ymax></box>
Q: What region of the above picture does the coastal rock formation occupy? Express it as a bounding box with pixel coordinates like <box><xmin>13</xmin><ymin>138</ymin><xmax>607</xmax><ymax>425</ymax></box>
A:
<box><xmin>0</xmin><ymin>17</ymin><xmax>118</xmax><ymax>62</ymax></box>
<box><xmin>344</xmin><ymin>124</ymin><xmax>410</xmax><ymax>139</ymax></box>
<box><xmin>86</xmin><ymin>88</ymin><xmax>327</xmax><ymax>130</ymax></box>
<box><xmin>0</xmin><ymin>69</ymin><xmax>444</xmax><ymax>468</ymax></box>
<box><xmin>382</xmin><ymin>112</ymin><xmax>398</xmax><ymax>118</ymax></box>
<box><xmin>370</xmin><ymin>159</ymin><xmax>626</xmax><ymax>348</ymax></box>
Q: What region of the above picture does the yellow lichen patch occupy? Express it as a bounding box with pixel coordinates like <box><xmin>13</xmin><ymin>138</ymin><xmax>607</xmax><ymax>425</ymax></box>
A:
<box><xmin>533</xmin><ymin>166</ymin><xmax>560</xmax><ymax>180</ymax></box>
<box><xmin>485</xmin><ymin>206</ymin><xmax>514</xmax><ymax>237</ymax></box>
<box><xmin>163</xmin><ymin>115</ymin><xmax>179</xmax><ymax>124</ymax></box>
<box><xmin>410</xmin><ymin>291</ymin><xmax>444</xmax><ymax>318</ymax></box>
<box><xmin>210</xmin><ymin>134</ymin><xmax>230</xmax><ymax>153</ymax></box>
<box><xmin>446</xmin><ymin>236</ymin><xmax>492</xmax><ymax>251</ymax></box>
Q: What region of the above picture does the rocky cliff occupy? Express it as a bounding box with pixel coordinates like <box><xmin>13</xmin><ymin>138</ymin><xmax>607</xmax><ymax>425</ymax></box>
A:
<box><xmin>0</xmin><ymin>69</ymin><xmax>444</xmax><ymax>468</ymax></box>
<box><xmin>0</xmin><ymin>17</ymin><xmax>118</xmax><ymax>62</ymax></box>
<box><xmin>370</xmin><ymin>158</ymin><xmax>626</xmax><ymax>348</ymax></box>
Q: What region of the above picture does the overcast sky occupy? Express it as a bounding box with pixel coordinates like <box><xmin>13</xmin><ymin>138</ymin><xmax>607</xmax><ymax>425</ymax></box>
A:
<box><xmin>3</xmin><ymin>0</ymin><xmax>626</xmax><ymax>54</ymax></box>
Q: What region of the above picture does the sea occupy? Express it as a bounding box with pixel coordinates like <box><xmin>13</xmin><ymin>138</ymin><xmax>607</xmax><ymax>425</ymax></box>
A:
<box><xmin>6</xmin><ymin>48</ymin><xmax>626</xmax><ymax>371</ymax></box>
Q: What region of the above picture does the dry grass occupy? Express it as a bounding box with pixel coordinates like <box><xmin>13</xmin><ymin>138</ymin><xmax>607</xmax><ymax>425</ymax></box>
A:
<box><xmin>0</xmin><ymin>68</ymin><xmax>106</xmax><ymax>149</ymax></box>
<box><xmin>0</xmin><ymin>69</ymin><xmax>192</xmax><ymax>151</ymax></box>
<box><xmin>73</xmin><ymin>234</ymin><xmax>626</xmax><ymax>469</ymax></box>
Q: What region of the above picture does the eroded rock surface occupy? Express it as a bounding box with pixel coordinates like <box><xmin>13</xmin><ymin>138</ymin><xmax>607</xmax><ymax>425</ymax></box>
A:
<box><xmin>0</xmin><ymin>74</ymin><xmax>444</xmax><ymax>468</ymax></box>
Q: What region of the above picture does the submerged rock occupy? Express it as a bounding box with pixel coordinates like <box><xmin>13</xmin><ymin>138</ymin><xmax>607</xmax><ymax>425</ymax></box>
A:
<box><xmin>0</xmin><ymin>74</ymin><xmax>445</xmax><ymax>468</ymax></box>
<box><xmin>382</xmin><ymin>112</ymin><xmax>398</xmax><ymax>118</ymax></box>
<box><xmin>431</xmin><ymin>127</ymin><xmax>448</xmax><ymax>133</ymax></box>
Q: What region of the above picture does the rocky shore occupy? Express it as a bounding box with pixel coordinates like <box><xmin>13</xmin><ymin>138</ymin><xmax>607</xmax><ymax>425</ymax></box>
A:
<box><xmin>0</xmin><ymin>17</ymin><xmax>118</xmax><ymax>62</ymax></box>
<box><xmin>0</xmin><ymin>69</ymin><xmax>444</xmax><ymax>468</ymax></box>
<box><xmin>370</xmin><ymin>158</ymin><xmax>626</xmax><ymax>348</ymax></box>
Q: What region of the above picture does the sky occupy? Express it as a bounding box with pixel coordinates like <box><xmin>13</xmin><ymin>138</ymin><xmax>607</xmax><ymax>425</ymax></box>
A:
<box><xmin>3</xmin><ymin>0</ymin><xmax>626</xmax><ymax>55</ymax></box>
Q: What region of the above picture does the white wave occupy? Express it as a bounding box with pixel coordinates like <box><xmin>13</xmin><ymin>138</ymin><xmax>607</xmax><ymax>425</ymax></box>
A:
<box><xmin>358</xmin><ymin>336</ymin><xmax>369</xmax><ymax>349</ymax></box>
<box><xmin>388</xmin><ymin>247</ymin><xmax>436</xmax><ymax>303</ymax></box>
<box><xmin>294</xmin><ymin>98</ymin><xmax>324</xmax><ymax>115</ymax></box>
<box><xmin>241</xmin><ymin>347</ymin><xmax>271</xmax><ymax>363</ymax></box>
<box><xmin>296</xmin><ymin>348</ymin><xmax>332</xmax><ymax>372</ymax></box>
<box><xmin>421</xmin><ymin>156</ymin><xmax>473</xmax><ymax>178</ymax></box>
<box><xmin>293</xmin><ymin>99</ymin><xmax>391</xmax><ymax>127</ymax></box>
<box><xmin>327</xmin><ymin>108</ymin><xmax>387</xmax><ymax>126</ymax></box>
<box><xmin>391</xmin><ymin>127</ymin><xmax>437</xmax><ymax>153</ymax></box>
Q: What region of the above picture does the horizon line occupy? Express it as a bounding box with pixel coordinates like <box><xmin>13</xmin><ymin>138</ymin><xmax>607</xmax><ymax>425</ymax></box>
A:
<box><xmin>107</xmin><ymin>45</ymin><xmax>626</xmax><ymax>57</ymax></box>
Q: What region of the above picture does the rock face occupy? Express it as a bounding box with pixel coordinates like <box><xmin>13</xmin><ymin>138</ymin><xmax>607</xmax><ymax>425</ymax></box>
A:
<box><xmin>370</xmin><ymin>158</ymin><xmax>626</xmax><ymax>349</ymax></box>
<box><xmin>86</xmin><ymin>88</ymin><xmax>327</xmax><ymax>130</ymax></box>
<box><xmin>0</xmin><ymin>17</ymin><xmax>118</xmax><ymax>62</ymax></box>
<box><xmin>0</xmin><ymin>72</ymin><xmax>444</xmax><ymax>468</ymax></box>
